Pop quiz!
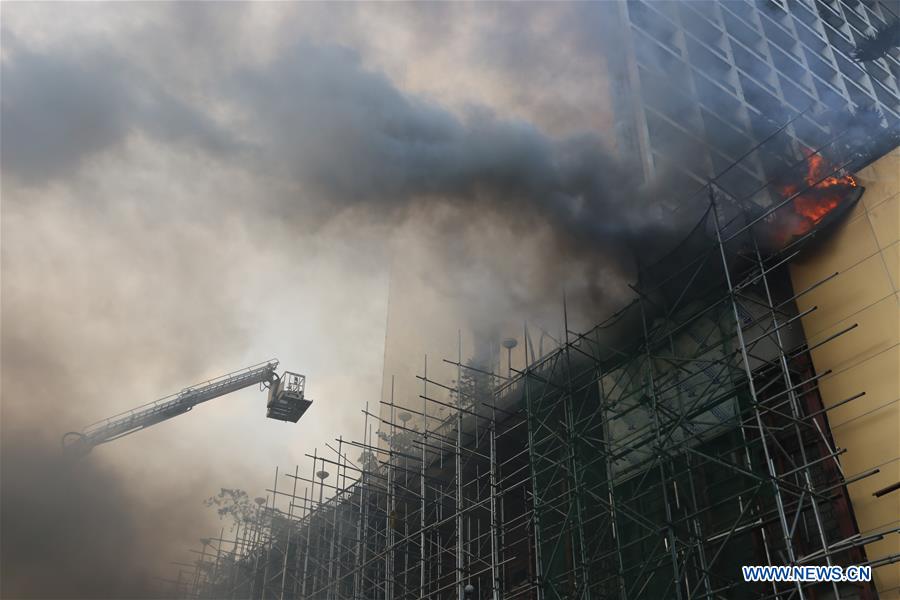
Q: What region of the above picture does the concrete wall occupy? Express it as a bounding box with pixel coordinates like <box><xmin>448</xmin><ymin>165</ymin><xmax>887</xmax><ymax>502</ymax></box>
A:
<box><xmin>790</xmin><ymin>146</ymin><xmax>899</xmax><ymax>596</ymax></box>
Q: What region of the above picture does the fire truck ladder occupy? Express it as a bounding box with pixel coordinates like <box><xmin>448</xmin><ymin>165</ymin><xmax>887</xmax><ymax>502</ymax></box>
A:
<box><xmin>62</xmin><ymin>359</ymin><xmax>311</xmax><ymax>456</ymax></box>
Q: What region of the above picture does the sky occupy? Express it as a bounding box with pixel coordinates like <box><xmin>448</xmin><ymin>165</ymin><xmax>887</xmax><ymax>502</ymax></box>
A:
<box><xmin>0</xmin><ymin>3</ymin><xmax>632</xmax><ymax>597</ymax></box>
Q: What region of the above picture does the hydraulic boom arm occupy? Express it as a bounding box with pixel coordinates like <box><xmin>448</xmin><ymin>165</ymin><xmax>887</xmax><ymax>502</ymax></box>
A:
<box><xmin>62</xmin><ymin>360</ymin><xmax>311</xmax><ymax>456</ymax></box>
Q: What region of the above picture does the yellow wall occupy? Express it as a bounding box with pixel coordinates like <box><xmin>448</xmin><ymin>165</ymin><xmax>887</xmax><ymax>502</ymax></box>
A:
<box><xmin>790</xmin><ymin>147</ymin><xmax>899</xmax><ymax>596</ymax></box>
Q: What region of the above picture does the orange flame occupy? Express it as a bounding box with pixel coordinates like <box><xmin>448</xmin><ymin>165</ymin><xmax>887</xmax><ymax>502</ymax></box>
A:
<box><xmin>777</xmin><ymin>150</ymin><xmax>857</xmax><ymax>239</ymax></box>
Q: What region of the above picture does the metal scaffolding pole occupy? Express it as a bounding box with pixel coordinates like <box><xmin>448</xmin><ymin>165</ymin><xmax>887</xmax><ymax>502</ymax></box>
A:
<box><xmin>179</xmin><ymin>175</ymin><xmax>882</xmax><ymax>600</ymax></box>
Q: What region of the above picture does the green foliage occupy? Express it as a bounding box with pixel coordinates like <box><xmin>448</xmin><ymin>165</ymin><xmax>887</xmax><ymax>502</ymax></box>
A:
<box><xmin>203</xmin><ymin>488</ymin><xmax>260</xmax><ymax>529</ymax></box>
<box><xmin>376</xmin><ymin>427</ymin><xmax>418</xmax><ymax>454</ymax></box>
<box><xmin>449</xmin><ymin>365</ymin><xmax>494</xmax><ymax>409</ymax></box>
<box><xmin>357</xmin><ymin>450</ymin><xmax>381</xmax><ymax>473</ymax></box>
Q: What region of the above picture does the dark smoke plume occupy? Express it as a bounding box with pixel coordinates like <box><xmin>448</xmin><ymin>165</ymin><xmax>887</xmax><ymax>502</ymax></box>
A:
<box><xmin>240</xmin><ymin>41</ymin><xmax>687</xmax><ymax>247</ymax></box>
<box><xmin>853</xmin><ymin>19</ymin><xmax>900</xmax><ymax>62</ymax></box>
<box><xmin>235</xmin><ymin>39</ymin><xmax>712</xmax><ymax>326</ymax></box>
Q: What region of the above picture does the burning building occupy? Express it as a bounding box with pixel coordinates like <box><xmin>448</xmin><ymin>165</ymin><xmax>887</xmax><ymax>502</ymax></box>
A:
<box><xmin>377</xmin><ymin>0</ymin><xmax>900</xmax><ymax>444</ymax></box>
<box><xmin>166</xmin><ymin>1</ymin><xmax>899</xmax><ymax>599</ymax></box>
<box><xmin>168</xmin><ymin>146</ymin><xmax>898</xmax><ymax>600</ymax></box>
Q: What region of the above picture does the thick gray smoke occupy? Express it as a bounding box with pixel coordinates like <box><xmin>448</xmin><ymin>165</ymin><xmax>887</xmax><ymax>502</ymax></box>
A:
<box><xmin>232</xmin><ymin>39</ymin><xmax>710</xmax><ymax>328</ymax></box>
<box><xmin>1</xmin><ymin>436</ymin><xmax>159</xmax><ymax>598</ymax></box>
<box><xmin>0</xmin><ymin>191</ymin><xmax>256</xmax><ymax>598</ymax></box>
<box><xmin>256</xmin><ymin>41</ymin><xmax>697</xmax><ymax>232</ymax></box>
<box><xmin>3</xmin><ymin>3</ymin><xmax>896</xmax><ymax>598</ymax></box>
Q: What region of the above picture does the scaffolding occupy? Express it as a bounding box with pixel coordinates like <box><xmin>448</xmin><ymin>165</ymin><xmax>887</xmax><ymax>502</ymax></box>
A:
<box><xmin>167</xmin><ymin>130</ymin><xmax>896</xmax><ymax>600</ymax></box>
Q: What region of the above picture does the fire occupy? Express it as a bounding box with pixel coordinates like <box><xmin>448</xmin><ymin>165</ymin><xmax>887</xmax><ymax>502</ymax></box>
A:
<box><xmin>777</xmin><ymin>150</ymin><xmax>857</xmax><ymax>239</ymax></box>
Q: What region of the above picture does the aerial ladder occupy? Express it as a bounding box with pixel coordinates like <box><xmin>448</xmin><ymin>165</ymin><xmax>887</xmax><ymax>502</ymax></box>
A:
<box><xmin>62</xmin><ymin>359</ymin><xmax>311</xmax><ymax>457</ymax></box>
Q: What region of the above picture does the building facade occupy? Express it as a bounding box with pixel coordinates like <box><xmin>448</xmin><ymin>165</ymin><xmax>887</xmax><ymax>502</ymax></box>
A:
<box><xmin>174</xmin><ymin>2</ymin><xmax>900</xmax><ymax>598</ymax></box>
<box><xmin>606</xmin><ymin>0</ymin><xmax>900</xmax><ymax>196</ymax></box>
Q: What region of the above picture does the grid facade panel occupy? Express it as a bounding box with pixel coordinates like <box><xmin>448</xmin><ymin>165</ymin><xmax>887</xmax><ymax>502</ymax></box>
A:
<box><xmin>611</xmin><ymin>0</ymin><xmax>899</xmax><ymax>197</ymax></box>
